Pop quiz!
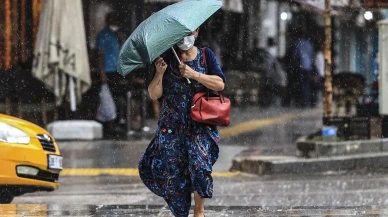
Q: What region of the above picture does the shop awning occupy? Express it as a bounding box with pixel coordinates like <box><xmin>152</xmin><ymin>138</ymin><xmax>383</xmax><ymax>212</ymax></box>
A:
<box><xmin>144</xmin><ymin>0</ymin><xmax>243</xmax><ymax>13</ymax></box>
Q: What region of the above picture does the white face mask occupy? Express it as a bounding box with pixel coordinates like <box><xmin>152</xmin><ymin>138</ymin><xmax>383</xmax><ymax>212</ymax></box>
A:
<box><xmin>109</xmin><ymin>25</ymin><xmax>119</xmax><ymax>32</ymax></box>
<box><xmin>177</xmin><ymin>35</ymin><xmax>195</xmax><ymax>51</ymax></box>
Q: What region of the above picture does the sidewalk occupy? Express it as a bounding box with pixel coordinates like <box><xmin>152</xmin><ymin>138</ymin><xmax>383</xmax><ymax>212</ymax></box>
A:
<box><xmin>220</xmin><ymin>108</ymin><xmax>322</xmax><ymax>153</ymax></box>
<box><xmin>229</xmin><ymin>106</ymin><xmax>388</xmax><ymax>176</ymax></box>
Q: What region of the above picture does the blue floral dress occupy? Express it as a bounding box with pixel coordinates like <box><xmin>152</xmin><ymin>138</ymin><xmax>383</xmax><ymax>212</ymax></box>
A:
<box><xmin>138</xmin><ymin>47</ymin><xmax>225</xmax><ymax>217</ymax></box>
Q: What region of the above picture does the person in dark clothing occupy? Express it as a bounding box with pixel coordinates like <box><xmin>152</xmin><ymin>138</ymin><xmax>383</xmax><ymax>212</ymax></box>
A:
<box><xmin>251</xmin><ymin>38</ymin><xmax>287</xmax><ymax>107</ymax></box>
<box><xmin>294</xmin><ymin>36</ymin><xmax>314</xmax><ymax>108</ymax></box>
<box><xmin>310</xmin><ymin>43</ymin><xmax>325</xmax><ymax>107</ymax></box>
<box><xmin>282</xmin><ymin>41</ymin><xmax>297</xmax><ymax>107</ymax></box>
<box><xmin>283</xmin><ymin>31</ymin><xmax>315</xmax><ymax>108</ymax></box>
<box><xmin>125</xmin><ymin>66</ymin><xmax>148</xmax><ymax>131</ymax></box>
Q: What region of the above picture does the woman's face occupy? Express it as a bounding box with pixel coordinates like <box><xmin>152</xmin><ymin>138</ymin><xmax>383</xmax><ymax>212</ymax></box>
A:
<box><xmin>177</xmin><ymin>29</ymin><xmax>199</xmax><ymax>51</ymax></box>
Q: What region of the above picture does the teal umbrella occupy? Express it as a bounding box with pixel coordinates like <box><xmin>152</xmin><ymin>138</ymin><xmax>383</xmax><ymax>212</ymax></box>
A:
<box><xmin>117</xmin><ymin>0</ymin><xmax>223</xmax><ymax>77</ymax></box>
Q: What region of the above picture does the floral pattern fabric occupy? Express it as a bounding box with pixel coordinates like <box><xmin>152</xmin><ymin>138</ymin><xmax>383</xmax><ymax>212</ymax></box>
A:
<box><xmin>138</xmin><ymin>48</ymin><xmax>222</xmax><ymax>217</ymax></box>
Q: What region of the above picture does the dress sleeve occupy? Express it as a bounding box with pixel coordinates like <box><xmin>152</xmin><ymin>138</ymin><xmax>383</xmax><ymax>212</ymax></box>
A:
<box><xmin>205</xmin><ymin>48</ymin><xmax>226</xmax><ymax>83</ymax></box>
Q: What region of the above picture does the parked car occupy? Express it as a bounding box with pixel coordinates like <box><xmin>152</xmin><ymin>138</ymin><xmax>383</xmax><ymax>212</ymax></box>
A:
<box><xmin>0</xmin><ymin>113</ymin><xmax>62</xmax><ymax>203</ymax></box>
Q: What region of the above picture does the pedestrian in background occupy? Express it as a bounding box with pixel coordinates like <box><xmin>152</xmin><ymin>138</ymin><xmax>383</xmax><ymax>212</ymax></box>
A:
<box><xmin>251</xmin><ymin>38</ymin><xmax>287</xmax><ymax>107</ymax></box>
<box><xmin>311</xmin><ymin>43</ymin><xmax>325</xmax><ymax>107</ymax></box>
<box><xmin>281</xmin><ymin>38</ymin><xmax>296</xmax><ymax>107</ymax></box>
<box><xmin>125</xmin><ymin>66</ymin><xmax>147</xmax><ymax>131</ymax></box>
<box><xmin>138</xmin><ymin>28</ymin><xmax>226</xmax><ymax>217</ymax></box>
<box><xmin>96</xmin><ymin>12</ymin><xmax>125</xmax><ymax>135</ymax></box>
<box><xmin>265</xmin><ymin>37</ymin><xmax>286</xmax><ymax>106</ymax></box>
<box><xmin>291</xmin><ymin>30</ymin><xmax>315</xmax><ymax>108</ymax></box>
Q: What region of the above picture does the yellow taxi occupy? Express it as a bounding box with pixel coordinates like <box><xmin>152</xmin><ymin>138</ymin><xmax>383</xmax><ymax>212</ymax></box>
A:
<box><xmin>0</xmin><ymin>114</ymin><xmax>62</xmax><ymax>203</ymax></box>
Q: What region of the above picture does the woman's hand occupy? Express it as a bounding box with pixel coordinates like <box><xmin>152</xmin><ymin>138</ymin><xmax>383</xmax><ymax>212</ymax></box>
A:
<box><xmin>148</xmin><ymin>57</ymin><xmax>167</xmax><ymax>101</ymax></box>
<box><xmin>179</xmin><ymin>64</ymin><xmax>197</xmax><ymax>79</ymax></box>
<box><xmin>155</xmin><ymin>57</ymin><xmax>167</xmax><ymax>75</ymax></box>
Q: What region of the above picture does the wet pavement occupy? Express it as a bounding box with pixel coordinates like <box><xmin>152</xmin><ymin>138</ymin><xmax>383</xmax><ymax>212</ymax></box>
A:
<box><xmin>57</xmin><ymin>106</ymin><xmax>322</xmax><ymax>172</ymax></box>
<box><xmin>12</xmin><ymin>105</ymin><xmax>388</xmax><ymax>216</ymax></box>
<box><xmin>12</xmin><ymin>170</ymin><xmax>388</xmax><ymax>205</ymax></box>
<box><xmin>2</xmin><ymin>204</ymin><xmax>388</xmax><ymax>216</ymax></box>
<box><xmin>222</xmin><ymin>107</ymin><xmax>322</xmax><ymax>156</ymax></box>
<box><xmin>57</xmin><ymin>140</ymin><xmax>247</xmax><ymax>172</ymax></box>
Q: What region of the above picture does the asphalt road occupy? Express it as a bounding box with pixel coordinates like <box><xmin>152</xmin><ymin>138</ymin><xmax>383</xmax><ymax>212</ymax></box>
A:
<box><xmin>10</xmin><ymin>173</ymin><xmax>388</xmax><ymax>216</ymax></box>
<box><xmin>9</xmin><ymin>105</ymin><xmax>388</xmax><ymax>216</ymax></box>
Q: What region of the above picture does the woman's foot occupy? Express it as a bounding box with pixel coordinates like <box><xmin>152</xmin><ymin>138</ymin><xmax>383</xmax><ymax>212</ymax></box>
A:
<box><xmin>194</xmin><ymin>208</ymin><xmax>204</xmax><ymax>217</ymax></box>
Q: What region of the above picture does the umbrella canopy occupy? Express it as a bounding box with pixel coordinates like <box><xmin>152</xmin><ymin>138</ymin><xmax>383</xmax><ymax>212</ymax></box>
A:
<box><xmin>32</xmin><ymin>0</ymin><xmax>91</xmax><ymax>110</ymax></box>
<box><xmin>118</xmin><ymin>0</ymin><xmax>223</xmax><ymax>76</ymax></box>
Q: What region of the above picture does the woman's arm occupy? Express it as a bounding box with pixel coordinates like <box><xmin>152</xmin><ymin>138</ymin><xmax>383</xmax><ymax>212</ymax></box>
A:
<box><xmin>179</xmin><ymin>48</ymin><xmax>225</xmax><ymax>92</ymax></box>
<box><xmin>148</xmin><ymin>57</ymin><xmax>167</xmax><ymax>100</ymax></box>
<box><xmin>179</xmin><ymin>65</ymin><xmax>224</xmax><ymax>91</ymax></box>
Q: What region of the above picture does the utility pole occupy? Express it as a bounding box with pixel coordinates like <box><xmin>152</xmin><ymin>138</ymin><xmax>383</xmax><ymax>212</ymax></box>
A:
<box><xmin>323</xmin><ymin>0</ymin><xmax>333</xmax><ymax>118</ymax></box>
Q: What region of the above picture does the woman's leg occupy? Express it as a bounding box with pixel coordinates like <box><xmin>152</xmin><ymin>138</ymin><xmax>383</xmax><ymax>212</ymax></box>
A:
<box><xmin>140</xmin><ymin>137</ymin><xmax>192</xmax><ymax>216</ymax></box>
<box><xmin>188</xmin><ymin>134</ymin><xmax>219</xmax><ymax>217</ymax></box>
<box><xmin>194</xmin><ymin>191</ymin><xmax>205</xmax><ymax>217</ymax></box>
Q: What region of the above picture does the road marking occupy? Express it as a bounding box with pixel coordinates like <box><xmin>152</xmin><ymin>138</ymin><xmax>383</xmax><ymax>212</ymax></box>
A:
<box><xmin>61</xmin><ymin>168</ymin><xmax>239</xmax><ymax>177</ymax></box>
<box><xmin>61</xmin><ymin>168</ymin><xmax>139</xmax><ymax>176</ymax></box>
<box><xmin>219</xmin><ymin>109</ymin><xmax>321</xmax><ymax>138</ymax></box>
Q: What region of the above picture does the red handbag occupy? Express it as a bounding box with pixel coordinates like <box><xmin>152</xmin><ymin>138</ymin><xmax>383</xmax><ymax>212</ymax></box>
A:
<box><xmin>190</xmin><ymin>48</ymin><xmax>231</xmax><ymax>127</ymax></box>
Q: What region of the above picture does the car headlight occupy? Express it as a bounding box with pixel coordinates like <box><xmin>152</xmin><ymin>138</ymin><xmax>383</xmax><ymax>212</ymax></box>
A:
<box><xmin>0</xmin><ymin>122</ymin><xmax>30</xmax><ymax>144</ymax></box>
<box><xmin>17</xmin><ymin>166</ymin><xmax>39</xmax><ymax>176</ymax></box>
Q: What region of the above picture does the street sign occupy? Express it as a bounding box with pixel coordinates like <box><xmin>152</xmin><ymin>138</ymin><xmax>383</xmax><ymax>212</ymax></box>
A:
<box><xmin>363</xmin><ymin>0</ymin><xmax>388</xmax><ymax>8</ymax></box>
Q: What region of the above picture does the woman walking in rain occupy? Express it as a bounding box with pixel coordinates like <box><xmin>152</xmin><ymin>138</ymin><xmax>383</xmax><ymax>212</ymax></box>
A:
<box><xmin>138</xmin><ymin>28</ymin><xmax>226</xmax><ymax>217</ymax></box>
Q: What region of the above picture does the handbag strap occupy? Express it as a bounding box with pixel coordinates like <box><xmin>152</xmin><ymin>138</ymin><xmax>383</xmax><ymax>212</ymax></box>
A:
<box><xmin>201</xmin><ymin>48</ymin><xmax>207</xmax><ymax>75</ymax></box>
<box><xmin>201</xmin><ymin>48</ymin><xmax>225</xmax><ymax>103</ymax></box>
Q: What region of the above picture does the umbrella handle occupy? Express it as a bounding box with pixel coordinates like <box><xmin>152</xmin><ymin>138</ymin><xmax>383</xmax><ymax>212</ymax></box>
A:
<box><xmin>171</xmin><ymin>47</ymin><xmax>191</xmax><ymax>84</ymax></box>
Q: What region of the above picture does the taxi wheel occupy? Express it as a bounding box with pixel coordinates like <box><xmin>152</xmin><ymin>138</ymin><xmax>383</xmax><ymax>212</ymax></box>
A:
<box><xmin>0</xmin><ymin>190</ymin><xmax>14</xmax><ymax>204</ymax></box>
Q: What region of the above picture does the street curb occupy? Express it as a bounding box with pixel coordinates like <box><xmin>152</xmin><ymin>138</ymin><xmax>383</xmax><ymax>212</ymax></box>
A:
<box><xmin>297</xmin><ymin>139</ymin><xmax>388</xmax><ymax>158</ymax></box>
<box><xmin>231</xmin><ymin>153</ymin><xmax>388</xmax><ymax>175</ymax></box>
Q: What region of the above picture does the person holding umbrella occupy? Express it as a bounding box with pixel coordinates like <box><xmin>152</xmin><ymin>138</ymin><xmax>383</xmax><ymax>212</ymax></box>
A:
<box><xmin>117</xmin><ymin>1</ymin><xmax>224</xmax><ymax>216</ymax></box>
<box><xmin>138</xmin><ymin>28</ymin><xmax>225</xmax><ymax>217</ymax></box>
